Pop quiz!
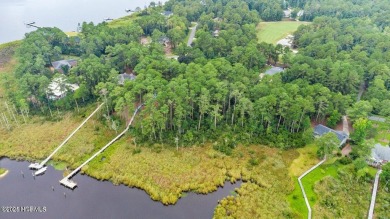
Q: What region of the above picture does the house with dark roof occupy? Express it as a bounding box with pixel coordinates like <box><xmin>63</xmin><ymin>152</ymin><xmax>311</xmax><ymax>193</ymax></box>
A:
<box><xmin>51</xmin><ymin>60</ymin><xmax>77</xmax><ymax>74</ymax></box>
<box><xmin>313</xmin><ymin>124</ymin><xmax>349</xmax><ymax>147</ymax></box>
<box><xmin>161</xmin><ymin>11</ymin><xmax>173</xmax><ymax>17</ymax></box>
<box><xmin>259</xmin><ymin>66</ymin><xmax>284</xmax><ymax>79</ymax></box>
<box><xmin>370</xmin><ymin>144</ymin><xmax>390</xmax><ymax>166</ymax></box>
<box><xmin>158</xmin><ymin>36</ymin><xmax>170</xmax><ymax>47</ymax></box>
<box><xmin>118</xmin><ymin>73</ymin><xmax>136</xmax><ymax>85</ymax></box>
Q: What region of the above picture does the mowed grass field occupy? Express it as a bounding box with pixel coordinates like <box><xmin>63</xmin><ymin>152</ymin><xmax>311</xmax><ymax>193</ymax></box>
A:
<box><xmin>257</xmin><ymin>21</ymin><xmax>310</xmax><ymax>44</ymax></box>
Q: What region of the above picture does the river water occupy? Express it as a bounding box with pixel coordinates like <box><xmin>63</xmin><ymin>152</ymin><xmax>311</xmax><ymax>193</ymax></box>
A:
<box><xmin>0</xmin><ymin>0</ymin><xmax>166</xmax><ymax>44</ymax></box>
<box><xmin>0</xmin><ymin>158</ymin><xmax>241</xmax><ymax>219</ymax></box>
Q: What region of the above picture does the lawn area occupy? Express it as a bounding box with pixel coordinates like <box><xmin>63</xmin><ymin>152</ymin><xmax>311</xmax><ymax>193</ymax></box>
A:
<box><xmin>287</xmin><ymin>144</ymin><xmax>319</xmax><ymax>218</ymax></box>
<box><xmin>256</xmin><ymin>21</ymin><xmax>310</xmax><ymax>44</ymax></box>
<box><xmin>301</xmin><ymin>159</ymin><xmax>339</xmax><ymax>206</ymax></box>
<box><xmin>65</xmin><ymin>31</ymin><xmax>79</xmax><ymax>37</ymax></box>
<box><xmin>108</xmin><ymin>14</ymin><xmax>140</xmax><ymax>28</ymax></box>
<box><xmin>369</xmin><ymin>120</ymin><xmax>390</xmax><ymax>145</ymax></box>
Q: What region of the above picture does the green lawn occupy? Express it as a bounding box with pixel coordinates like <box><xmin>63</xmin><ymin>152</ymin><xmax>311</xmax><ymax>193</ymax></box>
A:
<box><xmin>256</xmin><ymin>21</ymin><xmax>310</xmax><ymax>44</ymax></box>
<box><xmin>301</xmin><ymin>160</ymin><xmax>339</xmax><ymax>206</ymax></box>
<box><xmin>288</xmin><ymin>159</ymin><xmax>339</xmax><ymax>218</ymax></box>
<box><xmin>65</xmin><ymin>32</ymin><xmax>79</xmax><ymax>37</ymax></box>
<box><xmin>287</xmin><ymin>144</ymin><xmax>319</xmax><ymax>218</ymax></box>
<box><xmin>287</xmin><ymin>178</ymin><xmax>308</xmax><ymax>218</ymax></box>
<box><xmin>108</xmin><ymin>14</ymin><xmax>140</xmax><ymax>28</ymax></box>
<box><xmin>369</xmin><ymin>120</ymin><xmax>390</xmax><ymax>145</ymax></box>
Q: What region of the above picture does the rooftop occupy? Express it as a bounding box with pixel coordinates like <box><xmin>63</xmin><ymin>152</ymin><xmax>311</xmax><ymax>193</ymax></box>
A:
<box><xmin>371</xmin><ymin>144</ymin><xmax>390</xmax><ymax>162</ymax></box>
<box><xmin>118</xmin><ymin>73</ymin><xmax>136</xmax><ymax>85</ymax></box>
<box><xmin>52</xmin><ymin>60</ymin><xmax>77</xmax><ymax>70</ymax></box>
<box><xmin>161</xmin><ymin>11</ymin><xmax>173</xmax><ymax>17</ymax></box>
<box><xmin>313</xmin><ymin>124</ymin><xmax>349</xmax><ymax>146</ymax></box>
<box><xmin>265</xmin><ymin>66</ymin><xmax>284</xmax><ymax>75</ymax></box>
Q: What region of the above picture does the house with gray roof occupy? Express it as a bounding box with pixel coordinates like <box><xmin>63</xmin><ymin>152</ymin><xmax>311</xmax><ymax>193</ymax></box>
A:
<box><xmin>370</xmin><ymin>144</ymin><xmax>390</xmax><ymax>165</ymax></box>
<box><xmin>259</xmin><ymin>66</ymin><xmax>284</xmax><ymax>79</ymax></box>
<box><xmin>51</xmin><ymin>59</ymin><xmax>77</xmax><ymax>74</ymax></box>
<box><xmin>118</xmin><ymin>73</ymin><xmax>136</xmax><ymax>85</ymax></box>
<box><xmin>313</xmin><ymin>124</ymin><xmax>349</xmax><ymax>147</ymax></box>
<box><xmin>161</xmin><ymin>11</ymin><xmax>173</xmax><ymax>17</ymax></box>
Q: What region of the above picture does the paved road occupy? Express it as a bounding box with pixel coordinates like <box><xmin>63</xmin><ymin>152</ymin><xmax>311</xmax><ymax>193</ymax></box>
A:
<box><xmin>187</xmin><ymin>22</ymin><xmax>198</xmax><ymax>47</ymax></box>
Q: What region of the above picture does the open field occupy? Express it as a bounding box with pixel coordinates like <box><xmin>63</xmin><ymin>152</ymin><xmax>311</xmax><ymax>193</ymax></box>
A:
<box><xmin>65</xmin><ymin>31</ymin><xmax>79</xmax><ymax>37</ymax></box>
<box><xmin>256</xmin><ymin>21</ymin><xmax>310</xmax><ymax>44</ymax></box>
<box><xmin>108</xmin><ymin>14</ymin><xmax>140</xmax><ymax>28</ymax></box>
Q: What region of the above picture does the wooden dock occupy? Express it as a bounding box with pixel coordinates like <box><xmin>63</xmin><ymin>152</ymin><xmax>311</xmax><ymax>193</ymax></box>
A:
<box><xmin>59</xmin><ymin>178</ymin><xmax>77</xmax><ymax>189</ymax></box>
<box><xmin>60</xmin><ymin>104</ymin><xmax>143</xmax><ymax>189</ymax></box>
<box><xmin>368</xmin><ymin>169</ymin><xmax>382</xmax><ymax>219</ymax></box>
<box><xmin>29</xmin><ymin>103</ymin><xmax>104</xmax><ymax>170</ymax></box>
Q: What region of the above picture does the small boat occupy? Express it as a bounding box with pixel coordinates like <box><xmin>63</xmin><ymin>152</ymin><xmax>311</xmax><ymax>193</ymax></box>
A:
<box><xmin>35</xmin><ymin>167</ymin><xmax>47</xmax><ymax>176</ymax></box>
<box><xmin>29</xmin><ymin>163</ymin><xmax>42</xmax><ymax>170</ymax></box>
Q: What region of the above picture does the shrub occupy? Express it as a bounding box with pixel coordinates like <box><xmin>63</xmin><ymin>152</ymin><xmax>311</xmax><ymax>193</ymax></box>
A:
<box><xmin>132</xmin><ymin>148</ymin><xmax>141</xmax><ymax>155</ymax></box>
<box><xmin>339</xmin><ymin>156</ymin><xmax>352</xmax><ymax>165</ymax></box>
<box><xmin>248</xmin><ymin>158</ymin><xmax>259</xmax><ymax>166</ymax></box>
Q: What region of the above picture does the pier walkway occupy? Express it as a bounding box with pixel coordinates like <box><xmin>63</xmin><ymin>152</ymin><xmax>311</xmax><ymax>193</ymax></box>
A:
<box><xmin>29</xmin><ymin>103</ymin><xmax>105</xmax><ymax>170</ymax></box>
<box><xmin>60</xmin><ymin>104</ymin><xmax>143</xmax><ymax>189</ymax></box>
<box><xmin>368</xmin><ymin>169</ymin><xmax>382</xmax><ymax>219</ymax></box>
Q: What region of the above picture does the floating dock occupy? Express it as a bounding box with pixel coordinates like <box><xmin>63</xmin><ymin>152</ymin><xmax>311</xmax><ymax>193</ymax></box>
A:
<box><xmin>60</xmin><ymin>178</ymin><xmax>77</xmax><ymax>189</ymax></box>
<box><xmin>34</xmin><ymin>167</ymin><xmax>47</xmax><ymax>176</ymax></box>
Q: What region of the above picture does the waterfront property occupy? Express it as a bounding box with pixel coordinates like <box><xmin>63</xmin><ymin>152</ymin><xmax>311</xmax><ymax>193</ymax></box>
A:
<box><xmin>369</xmin><ymin>144</ymin><xmax>390</xmax><ymax>166</ymax></box>
<box><xmin>313</xmin><ymin>124</ymin><xmax>349</xmax><ymax>147</ymax></box>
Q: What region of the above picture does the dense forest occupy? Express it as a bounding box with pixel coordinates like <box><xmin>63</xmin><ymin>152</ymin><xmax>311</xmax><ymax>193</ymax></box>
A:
<box><xmin>3</xmin><ymin>0</ymin><xmax>390</xmax><ymax>151</ymax></box>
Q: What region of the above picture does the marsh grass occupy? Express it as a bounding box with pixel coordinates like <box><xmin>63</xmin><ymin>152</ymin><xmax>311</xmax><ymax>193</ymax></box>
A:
<box><xmin>0</xmin><ymin>168</ymin><xmax>6</xmax><ymax>175</ymax></box>
<box><xmin>375</xmin><ymin>178</ymin><xmax>390</xmax><ymax>218</ymax></box>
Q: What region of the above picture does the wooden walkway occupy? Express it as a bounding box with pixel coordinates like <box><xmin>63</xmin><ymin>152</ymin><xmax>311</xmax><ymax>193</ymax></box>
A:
<box><xmin>29</xmin><ymin>103</ymin><xmax>105</xmax><ymax>170</ymax></box>
<box><xmin>60</xmin><ymin>104</ymin><xmax>143</xmax><ymax>189</ymax></box>
<box><xmin>368</xmin><ymin>169</ymin><xmax>382</xmax><ymax>219</ymax></box>
<box><xmin>298</xmin><ymin>157</ymin><xmax>327</xmax><ymax>219</ymax></box>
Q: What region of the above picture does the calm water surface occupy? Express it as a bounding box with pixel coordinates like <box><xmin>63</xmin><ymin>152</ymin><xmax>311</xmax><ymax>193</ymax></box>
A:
<box><xmin>0</xmin><ymin>158</ymin><xmax>241</xmax><ymax>219</ymax></box>
<box><xmin>0</xmin><ymin>0</ymin><xmax>165</xmax><ymax>44</ymax></box>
